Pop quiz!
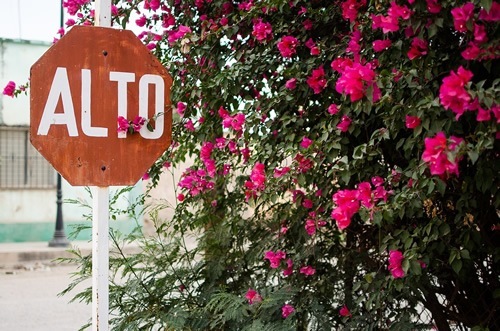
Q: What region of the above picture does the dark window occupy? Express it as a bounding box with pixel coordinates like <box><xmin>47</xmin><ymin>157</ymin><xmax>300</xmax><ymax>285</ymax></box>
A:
<box><xmin>0</xmin><ymin>126</ymin><xmax>56</xmax><ymax>188</ymax></box>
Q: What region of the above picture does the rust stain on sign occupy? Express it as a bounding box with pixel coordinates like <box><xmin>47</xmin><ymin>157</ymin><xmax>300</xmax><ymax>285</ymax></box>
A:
<box><xmin>30</xmin><ymin>26</ymin><xmax>172</xmax><ymax>186</ymax></box>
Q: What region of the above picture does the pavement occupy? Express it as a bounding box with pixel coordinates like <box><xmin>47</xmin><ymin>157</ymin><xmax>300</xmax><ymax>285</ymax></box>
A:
<box><xmin>0</xmin><ymin>241</ymin><xmax>139</xmax><ymax>331</ymax></box>
<box><xmin>0</xmin><ymin>241</ymin><xmax>92</xmax><ymax>268</ymax></box>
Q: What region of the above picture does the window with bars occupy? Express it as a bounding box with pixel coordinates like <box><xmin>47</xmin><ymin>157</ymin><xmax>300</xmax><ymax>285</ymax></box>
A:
<box><xmin>0</xmin><ymin>126</ymin><xmax>56</xmax><ymax>189</ymax></box>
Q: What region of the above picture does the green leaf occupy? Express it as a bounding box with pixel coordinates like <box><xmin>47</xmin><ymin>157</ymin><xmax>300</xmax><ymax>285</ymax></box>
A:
<box><xmin>481</xmin><ymin>0</ymin><xmax>493</xmax><ymax>11</ymax></box>
<box><xmin>467</xmin><ymin>150</ymin><xmax>479</xmax><ymax>164</ymax></box>
<box><xmin>452</xmin><ymin>259</ymin><xmax>463</xmax><ymax>274</ymax></box>
<box><xmin>436</xmin><ymin>178</ymin><xmax>447</xmax><ymax>196</ymax></box>
<box><xmin>410</xmin><ymin>260</ymin><xmax>422</xmax><ymax>276</ymax></box>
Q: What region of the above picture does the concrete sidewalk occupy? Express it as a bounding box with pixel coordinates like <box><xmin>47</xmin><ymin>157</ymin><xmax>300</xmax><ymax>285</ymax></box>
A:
<box><xmin>0</xmin><ymin>241</ymin><xmax>90</xmax><ymax>267</ymax></box>
<box><xmin>0</xmin><ymin>240</ymin><xmax>141</xmax><ymax>269</ymax></box>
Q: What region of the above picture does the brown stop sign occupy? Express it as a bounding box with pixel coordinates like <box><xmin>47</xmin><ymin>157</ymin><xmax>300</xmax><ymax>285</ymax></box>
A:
<box><xmin>30</xmin><ymin>26</ymin><xmax>172</xmax><ymax>186</ymax></box>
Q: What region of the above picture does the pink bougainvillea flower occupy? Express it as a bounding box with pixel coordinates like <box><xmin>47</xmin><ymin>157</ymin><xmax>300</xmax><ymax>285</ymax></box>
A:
<box><xmin>339</xmin><ymin>305</ymin><xmax>352</xmax><ymax>317</ymax></box>
<box><xmin>264</xmin><ymin>250</ymin><xmax>286</xmax><ymax>268</ymax></box>
<box><xmin>407</xmin><ymin>37</ymin><xmax>428</xmax><ymax>60</ymax></box>
<box><xmin>473</xmin><ymin>24</ymin><xmax>488</xmax><ymax>43</ymax></box>
<box><xmin>148</xmin><ymin>0</ymin><xmax>161</xmax><ymax>11</ymax></box>
<box><xmin>177</xmin><ymin>193</ymin><xmax>185</xmax><ymax>202</ymax></box>
<box><xmin>479</xmin><ymin>2</ymin><xmax>500</xmax><ymax>21</ymax></box>
<box><xmin>63</xmin><ymin>0</ymin><xmax>91</xmax><ymax>16</ymax></box>
<box><xmin>274</xmin><ymin>166</ymin><xmax>290</xmax><ymax>178</ymax></box>
<box><xmin>451</xmin><ymin>3</ymin><xmax>475</xmax><ymax>32</ymax></box>
<box><xmin>439</xmin><ymin>66</ymin><xmax>473</xmax><ymax>119</ymax></box>
<box><xmin>305</xmin><ymin>219</ymin><xmax>317</xmax><ymax>235</ymax></box>
<box><xmin>422</xmin><ymin>132</ymin><xmax>464</xmax><ymax>177</ymax></box>
<box><xmin>461</xmin><ymin>42</ymin><xmax>481</xmax><ymax>60</ymax></box>
<box><xmin>303</xmin><ymin>19</ymin><xmax>313</xmax><ymax>30</ymax></box>
<box><xmin>426</xmin><ymin>0</ymin><xmax>442</xmax><ymax>14</ymax></box>
<box><xmin>388</xmin><ymin>1</ymin><xmax>412</xmax><ymax>20</ymax></box>
<box><xmin>302</xmin><ymin>198</ymin><xmax>313</xmax><ymax>209</ymax></box>
<box><xmin>277</xmin><ymin>35</ymin><xmax>299</xmax><ymax>58</ymax></box>
<box><xmin>371</xmin><ymin>176</ymin><xmax>384</xmax><ymax>187</ymax></box>
<box><xmin>331</xmin><ymin>189</ymin><xmax>359</xmax><ymax>230</ymax></box>
<box><xmin>283</xmin><ymin>258</ymin><xmax>294</xmax><ymax>276</ymax></box>
<box><xmin>178</xmin><ymin>168</ymin><xmax>215</xmax><ymax>196</ymax></box>
<box><xmin>117</xmin><ymin>116</ymin><xmax>130</xmax><ymax>133</ymax></box>
<box><xmin>65</xmin><ymin>18</ymin><xmax>76</xmax><ymax>27</ymax></box>
<box><xmin>335</xmin><ymin>62</ymin><xmax>380</xmax><ymax>102</ymax></box>
<box><xmin>299</xmin><ymin>265</ymin><xmax>316</xmax><ymax>276</ymax></box>
<box><xmin>328</xmin><ymin>104</ymin><xmax>339</xmax><ymax>115</ymax></box>
<box><xmin>305</xmin><ymin>38</ymin><xmax>321</xmax><ymax>56</ymax></box>
<box><xmin>388</xmin><ymin>250</ymin><xmax>405</xmax><ymax>278</ymax></box>
<box><xmin>492</xmin><ymin>105</ymin><xmax>500</xmax><ymax>123</ymax></box>
<box><xmin>132</xmin><ymin>116</ymin><xmax>146</xmax><ymax>132</ymax></box>
<box><xmin>238</xmin><ymin>0</ymin><xmax>254</xmax><ymax>11</ymax></box>
<box><xmin>135</xmin><ymin>15</ymin><xmax>147</xmax><ymax>27</ymax></box>
<box><xmin>371</xmin><ymin>14</ymin><xmax>399</xmax><ymax>33</ymax></box>
<box><xmin>252</xmin><ymin>19</ymin><xmax>272</xmax><ymax>42</ymax></box>
<box><xmin>142</xmin><ymin>172</ymin><xmax>150</xmax><ymax>180</ymax></box>
<box><xmin>281</xmin><ymin>304</ymin><xmax>295</xmax><ymax>318</ymax></box>
<box><xmin>341</xmin><ymin>0</ymin><xmax>366</xmax><ymax>22</ymax></box>
<box><xmin>306</xmin><ymin>66</ymin><xmax>327</xmax><ymax>94</ymax></box>
<box><xmin>222</xmin><ymin>112</ymin><xmax>246</xmax><ymax>131</ymax></box>
<box><xmin>300</xmin><ymin>137</ymin><xmax>313</xmax><ymax>149</ymax></box>
<box><xmin>249</xmin><ymin>162</ymin><xmax>266</xmax><ymax>190</ymax></box>
<box><xmin>337</xmin><ymin>115</ymin><xmax>352</xmax><ymax>132</ymax></box>
<box><xmin>476</xmin><ymin>107</ymin><xmax>492</xmax><ymax>122</ymax></box>
<box><xmin>245</xmin><ymin>289</ymin><xmax>262</xmax><ymax>304</ymax></box>
<box><xmin>176</xmin><ymin>102</ymin><xmax>187</xmax><ymax>116</ymax></box>
<box><xmin>200</xmin><ymin>141</ymin><xmax>214</xmax><ymax>161</ymax></box>
<box><xmin>346</xmin><ymin>30</ymin><xmax>362</xmax><ymax>56</ymax></box>
<box><xmin>167</xmin><ymin>25</ymin><xmax>191</xmax><ymax>43</ymax></box>
<box><xmin>356</xmin><ymin>182</ymin><xmax>373</xmax><ymax>208</ymax></box>
<box><xmin>184</xmin><ymin>119</ymin><xmax>195</xmax><ymax>132</ymax></box>
<box><xmin>373</xmin><ymin>39</ymin><xmax>392</xmax><ymax>52</ymax></box>
<box><xmin>2</xmin><ymin>81</ymin><xmax>16</xmax><ymax>97</ymax></box>
<box><xmin>405</xmin><ymin>115</ymin><xmax>421</xmax><ymax>129</ymax></box>
<box><xmin>285</xmin><ymin>78</ymin><xmax>297</xmax><ymax>90</ymax></box>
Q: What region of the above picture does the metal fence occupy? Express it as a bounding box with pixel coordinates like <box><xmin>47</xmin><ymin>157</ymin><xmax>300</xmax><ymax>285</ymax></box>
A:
<box><xmin>0</xmin><ymin>126</ymin><xmax>56</xmax><ymax>189</ymax></box>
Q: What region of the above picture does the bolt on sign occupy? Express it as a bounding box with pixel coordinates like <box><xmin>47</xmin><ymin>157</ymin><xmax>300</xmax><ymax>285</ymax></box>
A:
<box><xmin>30</xmin><ymin>25</ymin><xmax>172</xmax><ymax>186</ymax></box>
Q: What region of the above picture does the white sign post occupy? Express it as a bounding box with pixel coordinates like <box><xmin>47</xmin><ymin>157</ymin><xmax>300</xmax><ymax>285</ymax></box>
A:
<box><xmin>93</xmin><ymin>1</ymin><xmax>111</xmax><ymax>330</ymax></box>
<box><xmin>30</xmin><ymin>3</ymin><xmax>172</xmax><ymax>330</ymax></box>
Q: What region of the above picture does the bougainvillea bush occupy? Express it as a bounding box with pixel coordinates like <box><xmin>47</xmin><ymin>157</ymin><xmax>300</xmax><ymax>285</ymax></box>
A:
<box><xmin>10</xmin><ymin>0</ymin><xmax>499</xmax><ymax>330</ymax></box>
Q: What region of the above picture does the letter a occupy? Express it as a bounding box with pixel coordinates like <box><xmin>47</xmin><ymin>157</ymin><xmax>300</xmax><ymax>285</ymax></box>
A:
<box><xmin>37</xmin><ymin>67</ymin><xmax>78</xmax><ymax>136</ymax></box>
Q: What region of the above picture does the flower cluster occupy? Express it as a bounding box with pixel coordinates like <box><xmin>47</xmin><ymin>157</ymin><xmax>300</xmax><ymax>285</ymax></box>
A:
<box><xmin>264</xmin><ymin>250</ymin><xmax>286</xmax><ymax>269</ymax></box>
<box><xmin>252</xmin><ymin>19</ymin><xmax>273</xmax><ymax>42</ymax></box>
<box><xmin>219</xmin><ymin>107</ymin><xmax>245</xmax><ymax>132</ymax></box>
<box><xmin>277</xmin><ymin>36</ymin><xmax>299</xmax><ymax>58</ymax></box>
<box><xmin>306</xmin><ymin>66</ymin><xmax>327</xmax><ymax>94</ymax></box>
<box><xmin>178</xmin><ymin>168</ymin><xmax>215</xmax><ymax>197</ymax></box>
<box><xmin>245</xmin><ymin>289</ymin><xmax>262</xmax><ymax>304</ymax></box>
<box><xmin>244</xmin><ymin>162</ymin><xmax>266</xmax><ymax>201</ymax></box>
<box><xmin>332</xmin><ymin>59</ymin><xmax>380</xmax><ymax>102</ymax></box>
<box><xmin>331</xmin><ymin>177</ymin><xmax>390</xmax><ymax>230</ymax></box>
<box><xmin>388</xmin><ymin>250</ymin><xmax>405</xmax><ymax>278</ymax></box>
<box><xmin>117</xmin><ymin>116</ymin><xmax>146</xmax><ymax>134</ymax></box>
<box><xmin>422</xmin><ymin>132</ymin><xmax>464</xmax><ymax>178</ymax></box>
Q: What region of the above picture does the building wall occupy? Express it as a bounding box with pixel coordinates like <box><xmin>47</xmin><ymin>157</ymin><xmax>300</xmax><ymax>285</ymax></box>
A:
<box><xmin>0</xmin><ymin>39</ymin><xmax>141</xmax><ymax>243</ymax></box>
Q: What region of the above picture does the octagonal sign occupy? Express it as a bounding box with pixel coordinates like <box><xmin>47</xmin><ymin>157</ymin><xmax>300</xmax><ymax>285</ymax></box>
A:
<box><xmin>30</xmin><ymin>26</ymin><xmax>172</xmax><ymax>186</ymax></box>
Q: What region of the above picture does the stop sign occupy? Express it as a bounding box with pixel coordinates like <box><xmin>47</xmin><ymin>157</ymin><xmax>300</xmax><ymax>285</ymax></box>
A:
<box><xmin>30</xmin><ymin>26</ymin><xmax>172</xmax><ymax>186</ymax></box>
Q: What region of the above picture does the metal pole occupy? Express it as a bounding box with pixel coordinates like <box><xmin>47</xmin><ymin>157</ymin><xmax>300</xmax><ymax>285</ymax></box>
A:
<box><xmin>48</xmin><ymin>173</ymin><xmax>70</xmax><ymax>247</ymax></box>
<box><xmin>93</xmin><ymin>2</ymin><xmax>112</xmax><ymax>330</ymax></box>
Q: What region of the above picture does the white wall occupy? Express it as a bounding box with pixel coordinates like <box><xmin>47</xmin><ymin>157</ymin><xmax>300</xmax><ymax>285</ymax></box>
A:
<box><xmin>0</xmin><ymin>40</ymin><xmax>49</xmax><ymax>125</ymax></box>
